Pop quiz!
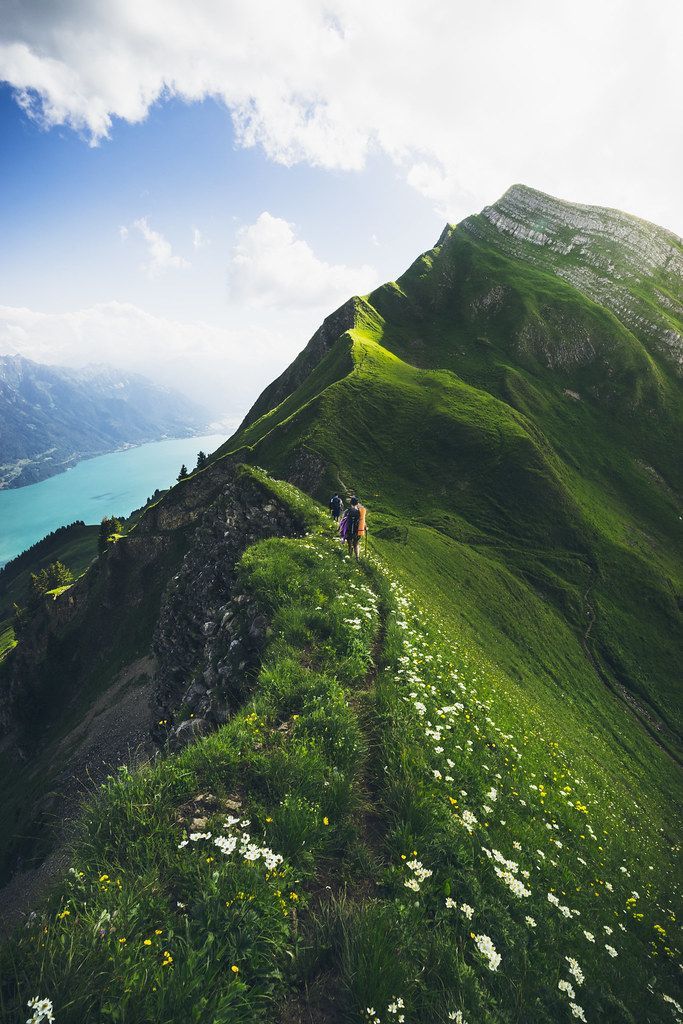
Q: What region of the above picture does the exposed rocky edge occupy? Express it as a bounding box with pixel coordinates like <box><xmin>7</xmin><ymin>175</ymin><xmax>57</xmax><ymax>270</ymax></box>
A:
<box><xmin>151</xmin><ymin>470</ymin><xmax>304</xmax><ymax>749</ymax></box>
<box><xmin>0</xmin><ymin>458</ymin><xmax>282</xmax><ymax>745</ymax></box>
<box><xmin>238</xmin><ymin>295</ymin><xmax>366</xmax><ymax>431</ymax></box>
<box><xmin>461</xmin><ymin>184</ymin><xmax>683</xmax><ymax>368</ymax></box>
<box><xmin>0</xmin><ymin>461</ymin><xmax>307</xmax><ymax>925</ymax></box>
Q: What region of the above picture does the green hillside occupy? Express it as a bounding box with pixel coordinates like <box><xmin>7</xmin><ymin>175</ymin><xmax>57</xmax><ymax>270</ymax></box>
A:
<box><xmin>215</xmin><ymin>194</ymin><xmax>682</xmax><ymax>750</ymax></box>
<box><xmin>1</xmin><ymin>476</ymin><xmax>680</xmax><ymax>1023</ymax></box>
<box><xmin>0</xmin><ymin>186</ymin><xmax>681</xmax><ymax>1023</ymax></box>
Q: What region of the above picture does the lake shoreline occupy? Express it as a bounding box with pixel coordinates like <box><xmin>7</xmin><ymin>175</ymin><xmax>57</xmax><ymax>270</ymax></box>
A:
<box><xmin>0</xmin><ymin>430</ymin><xmax>215</xmax><ymax>492</ymax></box>
<box><xmin>0</xmin><ymin>433</ymin><xmax>226</xmax><ymax>568</ymax></box>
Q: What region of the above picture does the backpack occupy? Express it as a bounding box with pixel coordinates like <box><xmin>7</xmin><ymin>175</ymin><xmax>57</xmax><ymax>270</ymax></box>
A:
<box><xmin>346</xmin><ymin>505</ymin><xmax>360</xmax><ymax>538</ymax></box>
<box><xmin>338</xmin><ymin>511</ymin><xmax>350</xmax><ymax>540</ymax></box>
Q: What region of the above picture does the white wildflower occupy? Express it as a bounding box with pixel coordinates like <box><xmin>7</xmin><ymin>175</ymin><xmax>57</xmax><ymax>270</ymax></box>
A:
<box><xmin>566</xmin><ymin>957</ymin><xmax>584</xmax><ymax>985</ymax></box>
<box><xmin>461</xmin><ymin>810</ymin><xmax>478</xmax><ymax>833</ymax></box>
<box><xmin>26</xmin><ymin>998</ymin><xmax>55</xmax><ymax>1024</ymax></box>
<box><xmin>473</xmin><ymin>933</ymin><xmax>501</xmax><ymax>972</ymax></box>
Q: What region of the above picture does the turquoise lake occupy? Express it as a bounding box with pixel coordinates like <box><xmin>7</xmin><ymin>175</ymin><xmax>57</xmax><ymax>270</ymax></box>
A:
<box><xmin>0</xmin><ymin>434</ymin><xmax>226</xmax><ymax>567</ymax></box>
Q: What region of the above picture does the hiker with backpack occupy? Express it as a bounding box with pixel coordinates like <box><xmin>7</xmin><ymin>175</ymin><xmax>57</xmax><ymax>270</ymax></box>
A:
<box><xmin>344</xmin><ymin>496</ymin><xmax>367</xmax><ymax>561</ymax></box>
<box><xmin>329</xmin><ymin>493</ymin><xmax>343</xmax><ymax>522</ymax></box>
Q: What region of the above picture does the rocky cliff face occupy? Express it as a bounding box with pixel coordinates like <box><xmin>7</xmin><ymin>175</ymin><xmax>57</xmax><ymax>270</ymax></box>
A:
<box><xmin>152</xmin><ymin>473</ymin><xmax>302</xmax><ymax>748</ymax></box>
<box><xmin>461</xmin><ymin>184</ymin><xmax>683</xmax><ymax>368</ymax></box>
<box><xmin>0</xmin><ymin>457</ymin><xmax>308</xmax><ymax>899</ymax></box>
<box><xmin>0</xmin><ymin>461</ymin><xmax>303</xmax><ymax>747</ymax></box>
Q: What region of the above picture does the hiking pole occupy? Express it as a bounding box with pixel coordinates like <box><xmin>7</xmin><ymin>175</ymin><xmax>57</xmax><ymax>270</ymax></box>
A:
<box><xmin>364</xmin><ymin>527</ymin><xmax>368</xmax><ymax>558</ymax></box>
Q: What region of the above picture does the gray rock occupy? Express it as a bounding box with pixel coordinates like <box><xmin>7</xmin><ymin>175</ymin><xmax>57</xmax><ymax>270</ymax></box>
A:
<box><xmin>183</xmin><ymin>682</ymin><xmax>207</xmax><ymax>708</ymax></box>
<box><xmin>249</xmin><ymin>614</ymin><xmax>268</xmax><ymax>640</ymax></box>
<box><xmin>170</xmin><ymin>717</ymin><xmax>210</xmax><ymax>750</ymax></box>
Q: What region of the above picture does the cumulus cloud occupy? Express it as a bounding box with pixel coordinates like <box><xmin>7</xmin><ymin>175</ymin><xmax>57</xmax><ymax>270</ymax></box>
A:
<box><xmin>124</xmin><ymin>217</ymin><xmax>190</xmax><ymax>278</ymax></box>
<box><xmin>0</xmin><ymin>1</ymin><xmax>681</xmax><ymax>229</ymax></box>
<box><xmin>230</xmin><ymin>212</ymin><xmax>376</xmax><ymax>308</ymax></box>
<box><xmin>0</xmin><ymin>301</ymin><xmax>301</xmax><ymax>418</ymax></box>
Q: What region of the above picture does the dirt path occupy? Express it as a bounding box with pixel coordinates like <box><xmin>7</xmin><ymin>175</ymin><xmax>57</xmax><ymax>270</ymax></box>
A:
<box><xmin>276</xmin><ymin>574</ymin><xmax>390</xmax><ymax>1024</ymax></box>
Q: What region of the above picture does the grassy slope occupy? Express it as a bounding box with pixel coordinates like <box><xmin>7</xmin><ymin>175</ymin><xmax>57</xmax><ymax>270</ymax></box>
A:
<box><xmin>1</xmin><ymin>211</ymin><xmax>680</xmax><ymax>1021</ymax></box>
<box><xmin>0</xmin><ymin>524</ymin><xmax>98</xmax><ymax>628</ymax></box>
<box><xmin>215</xmin><ymin>229</ymin><xmax>682</xmax><ymax>745</ymax></box>
<box><xmin>1</xmin><ymin>475</ymin><xmax>679</xmax><ymax>1024</ymax></box>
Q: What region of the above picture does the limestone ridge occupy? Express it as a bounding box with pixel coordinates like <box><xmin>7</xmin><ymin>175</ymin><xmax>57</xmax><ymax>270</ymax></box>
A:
<box><xmin>460</xmin><ymin>184</ymin><xmax>683</xmax><ymax>368</ymax></box>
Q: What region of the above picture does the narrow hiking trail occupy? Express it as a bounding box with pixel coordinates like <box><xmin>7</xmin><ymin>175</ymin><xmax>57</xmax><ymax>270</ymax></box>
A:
<box><xmin>4</xmin><ymin>502</ymin><xmax>681</xmax><ymax>1024</ymax></box>
<box><xmin>276</xmin><ymin>559</ymin><xmax>392</xmax><ymax>1023</ymax></box>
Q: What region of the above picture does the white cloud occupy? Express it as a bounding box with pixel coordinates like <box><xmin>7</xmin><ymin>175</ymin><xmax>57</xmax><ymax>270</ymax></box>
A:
<box><xmin>230</xmin><ymin>212</ymin><xmax>376</xmax><ymax>308</ymax></box>
<box><xmin>0</xmin><ymin>301</ymin><xmax>301</xmax><ymax>418</ymax></box>
<box><xmin>192</xmin><ymin>227</ymin><xmax>207</xmax><ymax>249</ymax></box>
<box><xmin>127</xmin><ymin>217</ymin><xmax>189</xmax><ymax>278</ymax></box>
<box><xmin>0</xmin><ymin>1</ymin><xmax>681</xmax><ymax>231</ymax></box>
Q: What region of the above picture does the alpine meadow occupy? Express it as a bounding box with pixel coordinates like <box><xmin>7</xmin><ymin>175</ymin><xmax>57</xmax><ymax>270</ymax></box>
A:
<box><xmin>0</xmin><ymin>184</ymin><xmax>681</xmax><ymax>1024</ymax></box>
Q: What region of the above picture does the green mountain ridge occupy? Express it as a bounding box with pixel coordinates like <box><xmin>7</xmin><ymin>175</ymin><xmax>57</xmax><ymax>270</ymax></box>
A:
<box><xmin>0</xmin><ymin>185</ymin><xmax>681</xmax><ymax>1023</ymax></box>
<box><xmin>217</xmin><ymin>186</ymin><xmax>682</xmax><ymax>745</ymax></box>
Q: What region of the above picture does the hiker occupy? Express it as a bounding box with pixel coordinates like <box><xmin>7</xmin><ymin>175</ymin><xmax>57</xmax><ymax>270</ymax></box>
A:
<box><xmin>329</xmin><ymin>493</ymin><xmax>343</xmax><ymax>522</ymax></box>
<box><xmin>338</xmin><ymin>507</ymin><xmax>349</xmax><ymax>544</ymax></box>
<box><xmin>345</xmin><ymin>496</ymin><xmax>367</xmax><ymax>561</ymax></box>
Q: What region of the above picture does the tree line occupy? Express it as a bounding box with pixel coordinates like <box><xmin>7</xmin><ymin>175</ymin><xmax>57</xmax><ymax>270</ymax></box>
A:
<box><xmin>177</xmin><ymin>449</ymin><xmax>208</xmax><ymax>481</ymax></box>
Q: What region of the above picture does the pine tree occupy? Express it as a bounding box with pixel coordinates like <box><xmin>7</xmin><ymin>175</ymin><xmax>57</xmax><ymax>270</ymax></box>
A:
<box><xmin>177</xmin><ymin>464</ymin><xmax>189</xmax><ymax>481</ymax></box>
<box><xmin>98</xmin><ymin>516</ymin><xmax>123</xmax><ymax>553</ymax></box>
<box><xmin>195</xmin><ymin>450</ymin><xmax>207</xmax><ymax>470</ymax></box>
<box><xmin>31</xmin><ymin>561</ymin><xmax>74</xmax><ymax>598</ymax></box>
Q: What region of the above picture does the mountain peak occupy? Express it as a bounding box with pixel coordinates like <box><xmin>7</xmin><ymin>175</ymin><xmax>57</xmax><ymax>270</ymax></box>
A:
<box><xmin>460</xmin><ymin>184</ymin><xmax>683</xmax><ymax>368</ymax></box>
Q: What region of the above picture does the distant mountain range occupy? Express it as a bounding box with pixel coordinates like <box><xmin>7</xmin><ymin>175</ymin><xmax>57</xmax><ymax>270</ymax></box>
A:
<box><xmin>0</xmin><ymin>356</ymin><xmax>209</xmax><ymax>488</ymax></box>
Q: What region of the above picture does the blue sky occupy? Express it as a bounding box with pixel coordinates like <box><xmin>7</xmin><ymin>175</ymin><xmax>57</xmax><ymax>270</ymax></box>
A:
<box><xmin>1</xmin><ymin>1</ymin><xmax>680</xmax><ymax>419</ymax></box>
<box><xmin>0</xmin><ymin>86</ymin><xmax>440</xmax><ymax>320</ymax></box>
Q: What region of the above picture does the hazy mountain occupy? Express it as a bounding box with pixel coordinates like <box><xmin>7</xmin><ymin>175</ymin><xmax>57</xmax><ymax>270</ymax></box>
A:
<box><xmin>0</xmin><ymin>356</ymin><xmax>209</xmax><ymax>488</ymax></box>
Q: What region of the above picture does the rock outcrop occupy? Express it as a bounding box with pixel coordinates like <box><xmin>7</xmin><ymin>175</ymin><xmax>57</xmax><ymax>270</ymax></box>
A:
<box><xmin>460</xmin><ymin>184</ymin><xmax>683</xmax><ymax>368</ymax></box>
<box><xmin>152</xmin><ymin>470</ymin><xmax>303</xmax><ymax>746</ymax></box>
